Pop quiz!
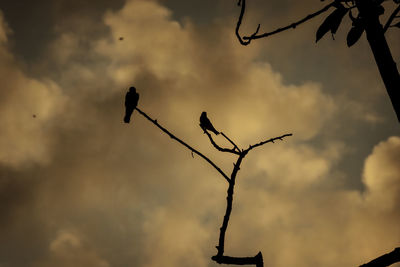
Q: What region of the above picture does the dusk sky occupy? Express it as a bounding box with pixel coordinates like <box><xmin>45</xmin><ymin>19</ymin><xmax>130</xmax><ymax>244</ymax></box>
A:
<box><xmin>0</xmin><ymin>0</ymin><xmax>399</xmax><ymax>266</ymax></box>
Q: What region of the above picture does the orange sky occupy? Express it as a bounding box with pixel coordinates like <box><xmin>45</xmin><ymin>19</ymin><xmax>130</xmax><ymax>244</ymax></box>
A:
<box><xmin>0</xmin><ymin>0</ymin><xmax>399</xmax><ymax>266</ymax></box>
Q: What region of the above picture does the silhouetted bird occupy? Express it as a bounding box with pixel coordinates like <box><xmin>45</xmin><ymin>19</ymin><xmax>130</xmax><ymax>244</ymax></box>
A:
<box><xmin>119</xmin><ymin>37</ymin><xmax>124</xmax><ymax>41</ymax></box>
<box><xmin>124</xmin><ymin>87</ymin><xmax>139</xmax><ymax>123</ymax></box>
<box><xmin>200</xmin><ymin>111</ymin><xmax>219</xmax><ymax>135</ymax></box>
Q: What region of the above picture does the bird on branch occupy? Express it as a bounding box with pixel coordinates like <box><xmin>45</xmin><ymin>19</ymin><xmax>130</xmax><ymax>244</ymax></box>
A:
<box><xmin>124</xmin><ymin>86</ymin><xmax>139</xmax><ymax>123</ymax></box>
<box><xmin>200</xmin><ymin>111</ymin><xmax>220</xmax><ymax>135</ymax></box>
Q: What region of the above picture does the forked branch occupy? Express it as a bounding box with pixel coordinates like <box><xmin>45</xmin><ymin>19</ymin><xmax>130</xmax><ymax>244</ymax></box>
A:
<box><xmin>203</xmin><ymin>130</ymin><xmax>241</xmax><ymax>155</ymax></box>
<box><xmin>236</xmin><ymin>0</ymin><xmax>336</xmax><ymax>45</ymax></box>
<box><xmin>133</xmin><ymin>104</ymin><xmax>292</xmax><ymax>267</ymax></box>
<box><xmin>221</xmin><ymin>132</ymin><xmax>241</xmax><ymax>153</ymax></box>
<box><xmin>212</xmin><ymin>133</ymin><xmax>292</xmax><ymax>266</ymax></box>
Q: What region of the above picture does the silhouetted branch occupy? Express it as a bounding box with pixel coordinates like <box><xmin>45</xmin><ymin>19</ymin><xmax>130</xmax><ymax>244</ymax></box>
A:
<box><xmin>235</xmin><ymin>0</ymin><xmax>261</xmax><ymax>45</ymax></box>
<box><xmin>235</xmin><ymin>0</ymin><xmax>400</xmax><ymax>122</ymax></box>
<box><xmin>213</xmin><ymin>133</ymin><xmax>292</xmax><ymax>266</ymax></box>
<box><xmin>245</xmin><ymin>133</ymin><xmax>293</xmax><ymax>153</ymax></box>
<box><xmin>133</xmin><ymin>99</ymin><xmax>292</xmax><ymax>267</ymax></box>
<box><xmin>212</xmin><ymin>252</ymin><xmax>263</xmax><ymax>267</ymax></box>
<box><xmin>383</xmin><ymin>4</ymin><xmax>400</xmax><ymax>32</ymax></box>
<box><xmin>221</xmin><ymin>132</ymin><xmax>241</xmax><ymax>153</ymax></box>
<box><xmin>203</xmin><ymin>130</ymin><xmax>241</xmax><ymax>155</ymax></box>
<box><xmin>236</xmin><ymin>0</ymin><xmax>336</xmax><ymax>45</ymax></box>
<box><xmin>235</xmin><ymin>0</ymin><xmax>248</xmax><ymax>45</ymax></box>
<box><xmin>360</xmin><ymin>247</ymin><xmax>400</xmax><ymax>267</ymax></box>
<box><xmin>216</xmin><ymin>152</ymin><xmax>247</xmax><ymax>258</ymax></box>
<box><xmin>135</xmin><ymin>107</ymin><xmax>231</xmax><ymax>183</ymax></box>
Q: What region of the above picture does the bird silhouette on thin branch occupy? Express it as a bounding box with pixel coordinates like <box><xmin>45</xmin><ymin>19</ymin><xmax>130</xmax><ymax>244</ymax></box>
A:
<box><xmin>200</xmin><ymin>111</ymin><xmax>220</xmax><ymax>135</ymax></box>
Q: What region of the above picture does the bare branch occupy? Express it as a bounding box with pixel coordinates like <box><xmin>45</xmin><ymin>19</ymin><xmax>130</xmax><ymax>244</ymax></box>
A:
<box><xmin>360</xmin><ymin>247</ymin><xmax>400</xmax><ymax>267</ymax></box>
<box><xmin>236</xmin><ymin>0</ymin><xmax>336</xmax><ymax>45</ymax></box>
<box><xmin>221</xmin><ymin>132</ymin><xmax>241</xmax><ymax>152</ymax></box>
<box><xmin>245</xmin><ymin>133</ymin><xmax>293</xmax><ymax>153</ymax></box>
<box><xmin>203</xmin><ymin>129</ymin><xmax>241</xmax><ymax>155</ymax></box>
<box><xmin>383</xmin><ymin>4</ymin><xmax>400</xmax><ymax>32</ymax></box>
<box><xmin>135</xmin><ymin>102</ymin><xmax>292</xmax><ymax>267</ymax></box>
<box><xmin>235</xmin><ymin>0</ymin><xmax>252</xmax><ymax>45</ymax></box>
<box><xmin>215</xmin><ymin>152</ymin><xmax>247</xmax><ymax>258</ymax></box>
<box><xmin>212</xmin><ymin>252</ymin><xmax>264</xmax><ymax>266</ymax></box>
<box><xmin>214</xmin><ymin>133</ymin><xmax>292</xmax><ymax>262</ymax></box>
<box><xmin>135</xmin><ymin>107</ymin><xmax>231</xmax><ymax>183</ymax></box>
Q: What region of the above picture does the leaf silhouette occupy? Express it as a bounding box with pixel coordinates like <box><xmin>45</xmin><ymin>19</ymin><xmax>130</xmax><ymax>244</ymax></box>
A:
<box><xmin>347</xmin><ymin>24</ymin><xmax>364</xmax><ymax>47</ymax></box>
<box><xmin>316</xmin><ymin>5</ymin><xmax>348</xmax><ymax>42</ymax></box>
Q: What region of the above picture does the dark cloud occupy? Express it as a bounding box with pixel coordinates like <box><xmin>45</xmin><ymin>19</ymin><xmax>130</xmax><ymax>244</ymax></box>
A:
<box><xmin>0</xmin><ymin>1</ymin><xmax>399</xmax><ymax>266</ymax></box>
<box><xmin>0</xmin><ymin>0</ymin><xmax>125</xmax><ymax>62</ymax></box>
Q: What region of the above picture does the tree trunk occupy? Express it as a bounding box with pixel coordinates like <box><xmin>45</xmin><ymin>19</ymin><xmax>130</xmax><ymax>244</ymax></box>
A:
<box><xmin>356</xmin><ymin>0</ymin><xmax>400</xmax><ymax>122</ymax></box>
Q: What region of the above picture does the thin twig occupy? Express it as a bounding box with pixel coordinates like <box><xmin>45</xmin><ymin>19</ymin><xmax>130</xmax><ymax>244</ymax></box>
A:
<box><xmin>235</xmin><ymin>0</ymin><xmax>252</xmax><ymax>45</ymax></box>
<box><xmin>236</xmin><ymin>0</ymin><xmax>336</xmax><ymax>45</ymax></box>
<box><xmin>203</xmin><ymin>130</ymin><xmax>241</xmax><ymax>155</ymax></box>
<box><xmin>245</xmin><ymin>133</ymin><xmax>293</xmax><ymax>153</ymax></box>
<box><xmin>383</xmin><ymin>4</ymin><xmax>400</xmax><ymax>32</ymax></box>
<box><xmin>221</xmin><ymin>132</ymin><xmax>241</xmax><ymax>152</ymax></box>
<box><xmin>135</xmin><ymin>107</ymin><xmax>231</xmax><ymax>183</ymax></box>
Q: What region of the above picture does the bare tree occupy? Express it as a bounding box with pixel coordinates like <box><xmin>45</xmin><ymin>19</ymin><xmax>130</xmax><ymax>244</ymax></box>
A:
<box><xmin>126</xmin><ymin>96</ymin><xmax>292</xmax><ymax>266</ymax></box>
<box><xmin>235</xmin><ymin>0</ymin><xmax>400</xmax><ymax>122</ymax></box>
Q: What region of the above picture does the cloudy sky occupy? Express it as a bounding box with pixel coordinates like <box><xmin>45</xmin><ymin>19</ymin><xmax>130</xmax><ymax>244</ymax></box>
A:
<box><xmin>0</xmin><ymin>0</ymin><xmax>399</xmax><ymax>266</ymax></box>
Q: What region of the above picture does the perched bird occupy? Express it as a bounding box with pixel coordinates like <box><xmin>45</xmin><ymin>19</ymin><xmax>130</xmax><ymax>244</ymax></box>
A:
<box><xmin>124</xmin><ymin>86</ymin><xmax>139</xmax><ymax>123</ymax></box>
<box><xmin>200</xmin><ymin>111</ymin><xmax>219</xmax><ymax>135</ymax></box>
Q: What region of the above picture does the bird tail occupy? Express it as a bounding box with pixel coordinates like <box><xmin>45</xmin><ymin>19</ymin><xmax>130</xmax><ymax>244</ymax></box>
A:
<box><xmin>124</xmin><ymin>115</ymin><xmax>131</xmax><ymax>123</ymax></box>
<box><xmin>124</xmin><ymin>107</ymin><xmax>134</xmax><ymax>124</ymax></box>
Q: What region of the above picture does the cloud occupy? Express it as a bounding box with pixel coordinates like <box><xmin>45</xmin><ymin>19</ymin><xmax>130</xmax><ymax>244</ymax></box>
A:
<box><xmin>0</xmin><ymin>12</ymin><xmax>67</xmax><ymax>167</ymax></box>
<box><xmin>225</xmin><ymin>136</ymin><xmax>400</xmax><ymax>267</ymax></box>
<box><xmin>35</xmin><ymin>229</ymin><xmax>110</xmax><ymax>267</ymax></box>
<box><xmin>363</xmin><ymin>136</ymin><xmax>400</xmax><ymax>211</ymax></box>
<box><xmin>0</xmin><ymin>10</ymin><xmax>10</xmax><ymax>44</ymax></box>
<box><xmin>0</xmin><ymin>1</ymin><xmax>398</xmax><ymax>267</ymax></box>
<box><xmin>93</xmin><ymin>0</ymin><xmax>336</xmax><ymax>143</ymax></box>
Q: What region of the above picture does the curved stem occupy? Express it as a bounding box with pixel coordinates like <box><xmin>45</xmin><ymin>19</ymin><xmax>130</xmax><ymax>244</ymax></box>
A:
<box><xmin>203</xmin><ymin>130</ymin><xmax>240</xmax><ymax>155</ymax></box>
